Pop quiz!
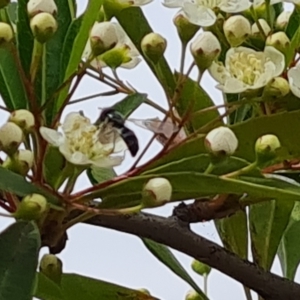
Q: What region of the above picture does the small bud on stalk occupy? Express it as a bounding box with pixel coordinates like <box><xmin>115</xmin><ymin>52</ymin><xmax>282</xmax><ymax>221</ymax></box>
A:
<box><xmin>142</xmin><ymin>177</ymin><xmax>172</xmax><ymax>208</ymax></box>
<box><xmin>190</xmin><ymin>32</ymin><xmax>221</xmax><ymax>72</ymax></box>
<box><xmin>173</xmin><ymin>12</ymin><xmax>199</xmax><ymax>44</ymax></box>
<box><xmin>3</xmin><ymin>149</ymin><xmax>34</xmax><ymax>176</ymax></box>
<box><xmin>266</xmin><ymin>32</ymin><xmax>290</xmax><ymax>56</ymax></box>
<box><xmin>9</xmin><ymin>109</ymin><xmax>35</xmax><ymax>132</ymax></box>
<box><xmin>14</xmin><ymin>193</ymin><xmax>48</xmax><ymax>221</ymax></box>
<box><xmin>40</xmin><ymin>254</ymin><xmax>63</xmax><ymax>284</ymax></box>
<box><xmin>255</xmin><ymin>134</ymin><xmax>281</xmax><ymax>165</ymax></box>
<box><xmin>205</xmin><ymin>126</ymin><xmax>238</xmax><ymax>157</ymax></box>
<box><xmin>251</xmin><ymin>19</ymin><xmax>271</xmax><ymax>37</ymax></box>
<box><xmin>0</xmin><ymin>122</ymin><xmax>23</xmax><ymax>155</ymax></box>
<box><xmin>141</xmin><ymin>32</ymin><xmax>167</xmax><ymax>64</ymax></box>
<box><xmin>276</xmin><ymin>11</ymin><xmax>292</xmax><ymax>31</ymax></box>
<box><xmin>185</xmin><ymin>290</ymin><xmax>204</xmax><ymax>300</ymax></box>
<box><xmin>191</xmin><ymin>259</ymin><xmax>211</xmax><ymax>276</ymax></box>
<box><xmin>0</xmin><ymin>22</ymin><xmax>13</xmax><ymax>45</ymax></box>
<box><xmin>27</xmin><ymin>0</ymin><xmax>57</xmax><ymax>17</ymax></box>
<box><xmin>263</xmin><ymin>77</ymin><xmax>290</xmax><ymax>98</ymax></box>
<box><xmin>90</xmin><ymin>22</ymin><xmax>119</xmax><ymax>57</ymax></box>
<box><xmin>223</xmin><ymin>15</ymin><xmax>251</xmax><ymax>47</ymax></box>
<box><xmin>30</xmin><ymin>12</ymin><xmax>58</xmax><ymax>43</ymax></box>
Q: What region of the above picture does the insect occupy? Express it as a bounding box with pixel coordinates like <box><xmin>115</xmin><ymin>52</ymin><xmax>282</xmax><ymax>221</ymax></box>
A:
<box><xmin>95</xmin><ymin>108</ymin><xmax>139</xmax><ymax>157</ymax></box>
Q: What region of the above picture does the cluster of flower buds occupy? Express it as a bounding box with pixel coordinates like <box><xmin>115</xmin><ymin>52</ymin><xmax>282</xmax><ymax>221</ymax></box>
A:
<box><xmin>0</xmin><ymin>109</ymin><xmax>34</xmax><ymax>176</ymax></box>
<box><xmin>28</xmin><ymin>0</ymin><xmax>58</xmax><ymax>43</ymax></box>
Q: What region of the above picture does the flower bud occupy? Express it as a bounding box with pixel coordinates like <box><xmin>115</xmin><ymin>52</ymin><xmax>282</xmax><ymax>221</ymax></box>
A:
<box><xmin>190</xmin><ymin>32</ymin><xmax>221</xmax><ymax>72</ymax></box>
<box><xmin>39</xmin><ymin>254</ymin><xmax>62</xmax><ymax>284</ymax></box>
<box><xmin>191</xmin><ymin>259</ymin><xmax>211</xmax><ymax>276</ymax></box>
<box><xmin>100</xmin><ymin>46</ymin><xmax>131</xmax><ymax>69</ymax></box>
<box><xmin>255</xmin><ymin>134</ymin><xmax>281</xmax><ymax>164</ymax></box>
<box><xmin>185</xmin><ymin>290</ymin><xmax>203</xmax><ymax>300</ymax></box>
<box><xmin>27</xmin><ymin>0</ymin><xmax>57</xmax><ymax>17</ymax></box>
<box><xmin>263</xmin><ymin>77</ymin><xmax>290</xmax><ymax>98</ymax></box>
<box><xmin>251</xmin><ymin>19</ymin><xmax>271</xmax><ymax>37</ymax></box>
<box><xmin>205</xmin><ymin>126</ymin><xmax>238</xmax><ymax>157</ymax></box>
<box><xmin>276</xmin><ymin>11</ymin><xmax>292</xmax><ymax>31</ymax></box>
<box><xmin>173</xmin><ymin>12</ymin><xmax>199</xmax><ymax>44</ymax></box>
<box><xmin>30</xmin><ymin>12</ymin><xmax>58</xmax><ymax>43</ymax></box>
<box><xmin>266</xmin><ymin>32</ymin><xmax>290</xmax><ymax>56</ymax></box>
<box><xmin>223</xmin><ymin>15</ymin><xmax>251</xmax><ymax>47</ymax></box>
<box><xmin>0</xmin><ymin>0</ymin><xmax>10</xmax><ymax>9</ymax></box>
<box><xmin>9</xmin><ymin>109</ymin><xmax>35</xmax><ymax>132</ymax></box>
<box><xmin>3</xmin><ymin>149</ymin><xmax>34</xmax><ymax>176</ymax></box>
<box><xmin>0</xmin><ymin>22</ymin><xmax>13</xmax><ymax>45</ymax></box>
<box><xmin>0</xmin><ymin>122</ymin><xmax>23</xmax><ymax>155</ymax></box>
<box><xmin>141</xmin><ymin>32</ymin><xmax>167</xmax><ymax>64</ymax></box>
<box><xmin>14</xmin><ymin>193</ymin><xmax>48</xmax><ymax>221</ymax></box>
<box><xmin>142</xmin><ymin>177</ymin><xmax>172</xmax><ymax>208</ymax></box>
<box><xmin>89</xmin><ymin>22</ymin><xmax>118</xmax><ymax>57</ymax></box>
<box><xmin>138</xmin><ymin>289</ymin><xmax>151</xmax><ymax>295</ymax></box>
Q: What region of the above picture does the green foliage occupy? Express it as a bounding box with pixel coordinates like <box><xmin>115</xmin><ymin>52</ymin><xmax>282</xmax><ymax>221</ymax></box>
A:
<box><xmin>35</xmin><ymin>272</ymin><xmax>158</xmax><ymax>300</ymax></box>
<box><xmin>0</xmin><ymin>221</ymin><xmax>40</xmax><ymax>300</ymax></box>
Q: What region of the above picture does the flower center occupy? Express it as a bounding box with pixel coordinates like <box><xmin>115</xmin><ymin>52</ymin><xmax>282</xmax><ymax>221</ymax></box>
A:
<box><xmin>228</xmin><ymin>52</ymin><xmax>268</xmax><ymax>86</ymax></box>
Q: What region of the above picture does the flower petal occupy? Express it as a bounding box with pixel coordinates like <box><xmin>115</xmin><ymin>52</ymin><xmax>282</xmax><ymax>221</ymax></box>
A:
<box><xmin>183</xmin><ymin>3</ymin><xmax>216</xmax><ymax>26</ymax></box>
<box><xmin>220</xmin><ymin>0</ymin><xmax>251</xmax><ymax>13</ymax></box>
<box><xmin>162</xmin><ymin>0</ymin><xmax>183</xmax><ymax>8</ymax></box>
<box><xmin>39</xmin><ymin>127</ymin><xmax>64</xmax><ymax>147</ymax></box>
<box><xmin>92</xmin><ymin>155</ymin><xmax>124</xmax><ymax>168</ymax></box>
<box><xmin>288</xmin><ymin>66</ymin><xmax>300</xmax><ymax>98</ymax></box>
<box><xmin>264</xmin><ymin>46</ymin><xmax>285</xmax><ymax>77</ymax></box>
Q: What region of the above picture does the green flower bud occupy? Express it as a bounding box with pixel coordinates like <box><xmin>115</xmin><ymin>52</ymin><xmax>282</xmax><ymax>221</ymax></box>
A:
<box><xmin>251</xmin><ymin>19</ymin><xmax>271</xmax><ymax>38</ymax></box>
<box><xmin>255</xmin><ymin>134</ymin><xmax>281</xmax><ymax>164</ymax></box>
<box><xmin>191</xmin><ymin>259</ymin><xmax>211</xmax><ymax>276</ymax></box>
<box><xmin>173</xmin><ymin>12</ymin><xmax>199</xmax><ymax>44</ymax></box>
<box><xmin>0</xmin><ymin>22</ymin><xmax>13</xmax><ymax>45</ymax></box>
<box><xmin>141</xmin><ymin>32</ymin><xmax>167</xmax><ymax>64</ymax></box>
<box><xmin>266</xmin><ymin>32</ymin><xmax>290</xmax><ymax>56</ymax></box>
<box><xmin>9</xmin><ymin>109</ymin><xmax>35</xmax><ymax>132</ymax></box>
<box><xmin>100</xmin><ymin>46</ymin><xmax>131</xmax><ymax>69</ymax></box>
<box><xmin>39</xmin><ymin>254</ymin><xmax>62</xmax><ymax>284</ymax></box>
<box><xmin>224</xmin><ymin>15</ymin><xmax>251</xmax><ymax>47</ymax></box>
<box><xmin>205</xmin><ymin>126</ymin><xmax>238</xmax><ymax>157</ymax></box>
<box><xmin>276</xmin><ymin>11</ymin><xmax>292</xmax><ymax>31</ymax></box>
<box><xmin>27</xmin><ymin>0</ymin><xmax>57</xmax><ymax>17</ymax></box>
<box><xmin>0</xmin><ymin>122</ymin><xmax>23</xmax><ymax>155</ymax></box>
<box><xmin>185</xmin><ymin>289</ymin><xmax>203</xmax><ymax>300</ymax></box>
<box><xmin>138</xmin><ymin>288</ymin><xmax>151</xmax><ymax>295</ymax></box>
<box><xmin>190</xmin><ymin>32</ymin><xmax>221</xmax><ymax>72</ymax></box>
<box><xmin>0</xmin><ymin>0</ymin><xmax>10</xmax><ymax>9</ymax></box>
<box><xmin>30</xmin><ymin>12</ymin><xmax>58</xmax><ymax>43</ymax></box>
<box><xmin>14</xmin><ymin>193</ymin><xmax>48</xmax><ymax>221</ymax></box>
<box><xmin>142</xmin><ymin>177</ymin><xmax>172</xmax><ymax>208</ymax></box>
<box><xmin>3</xmin><ymin>149</ymin><xmax>34</xmax><ymax>176</ymax></box>
<box><xmin>263</xmin><ymin>77</ymin><xmax>290</xmax><ymax>98</ymax></box>
<box><xmin>90</xmin><ymin>22</ymin><xmax>118</xmax><ymax>57</ymax></box>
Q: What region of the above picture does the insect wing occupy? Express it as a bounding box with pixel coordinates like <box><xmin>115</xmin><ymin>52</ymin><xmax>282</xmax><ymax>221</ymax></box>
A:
<box><xmin>129</xmin><ymin>118</ymin><xmax>178</xmax><ymax>138</ymax></box>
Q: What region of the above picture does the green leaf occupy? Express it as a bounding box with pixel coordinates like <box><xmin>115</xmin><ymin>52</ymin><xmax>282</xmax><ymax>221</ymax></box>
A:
<box><xmin>116</xmin><ymin>7</ymin><xmax>175</xmax><ymax>96</ymax></box>
<box><xmin>286</xmin><ymin>7</ymin><xmax>300</xmax><ymax>39</ymax></box>
<box><xmin>0</xmin><ymin>166</ymin><xmax>61</xmax><ymax>206</ymax></box>
<box><xmin>286</xmin><ymin>25</ymin><xmax>300</xmax><ymax>66</ymax></box>
<box><xmin>175</xmin><ymin>74</ymin><xmax>221</xmax><ymax>133</ymax></box>
<box><xmin>55</xmin><ymin>0</ymin><xmax>103</xmax><ymax>113</ymax></box>
<box><xmin>144</xmin><ymin>110</ymin><xmax>300</xmax><ymax>171</ymax></box>
<box><xmin>250</xmin><ymin>198</ymin><xmax>294</xmax><ymax>270</ymax></box>
<box><xmin>0</xmin><ymin>221</ymin><xmax>40</xmax><ymax>300</ymax></box>
<box><xmin>6</xmin><ymin>2</ymin><xmax>18</xmax><ymax>23</ymax></box>
<box><xmin>16</xmin><ymin>0</ymin><xmax>34</xmax><ymax>75</ymax></box>
<box><xmin>0</xmin><ymin>47</ymin><xmax>28</xmax><ymax>110</ymax></box>
<box><xmin>278</xmin><ymin>202</ymin><xmax>300</xmax><ymax>280</ymax></box>
<box><xmin>95</xmin><ymin>171</ymin><xmax>300</xmax><ymax>209</ymax></box>
<box><xmin>87</xmin><ymin>166</ymin><xmax>116</xmax><ymax>185</ymax></box>
<box><xmin>35</xmin><ymin>272</ymin><xmax>158</xmax><ymax>300</ymax></box>
<box><xmin>142</xmin><ymin>239</ymin><xmax>208</xmax><ymax>300</ymax></box>
<box><xmin>215</xmin><ymin>210</ymin><xmax>248</xmax><ymax>259</ymax></box>
<box><xmin>112</xmin><ymin>93</ymin><xmax>147</xmax><ymax>117</ymax></box>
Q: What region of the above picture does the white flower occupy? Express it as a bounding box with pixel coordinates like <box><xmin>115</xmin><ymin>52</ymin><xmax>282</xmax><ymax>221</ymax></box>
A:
<box><xmin>163</xmin><ymin>0</ymin><xmax>251</xmax><ymax>27</ymax></box>
<box><xmin>40</xmin><ymin>112</ymin><xmax>126</xmax><ymax>168</ymax></box>
<box><xmin>27</xmin><ymin>0</ymin><xmax>57</xmax><ymax>17</ymax></box>
<box><xmin>209</xmin><ymin>46</ymin><xmax>285</xmax><ymax>93</ymax></box>
<box><xmin>84</xmin><ymin>22</ymin><xmax>141</xmax><ymax>69</ymax></box>
<box><xmin>288</xmin><ymin>65</ymin><xmax>300</xmax><ymax>98</ymax></box>
<box><xmin>205</xmin><ymin>126</ymin><xmax>238</xmax><ymax>156</ymax></box>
